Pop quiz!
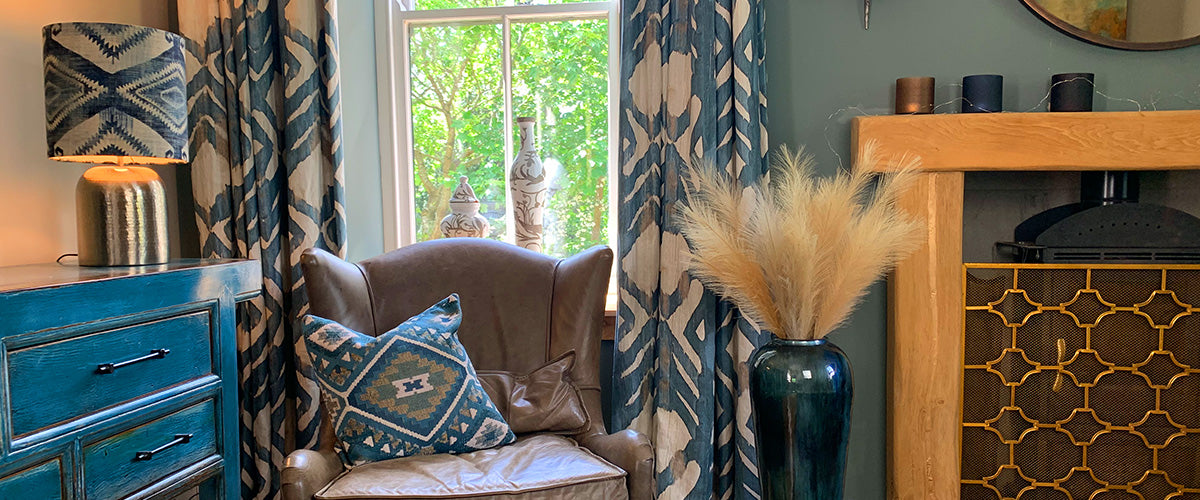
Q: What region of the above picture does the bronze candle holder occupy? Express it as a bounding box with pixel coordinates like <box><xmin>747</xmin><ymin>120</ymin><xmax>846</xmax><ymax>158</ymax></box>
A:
<box><xmin>895</xmin><ymin>77</ymin><xmax>935</xmax><ymax>114</ymax></box>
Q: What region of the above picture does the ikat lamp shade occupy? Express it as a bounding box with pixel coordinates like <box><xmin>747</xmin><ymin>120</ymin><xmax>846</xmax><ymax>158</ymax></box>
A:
<box><xmin>42</xmin><ymin>22</ymin><xmax>188</xmax><ymax>266</ymax></box>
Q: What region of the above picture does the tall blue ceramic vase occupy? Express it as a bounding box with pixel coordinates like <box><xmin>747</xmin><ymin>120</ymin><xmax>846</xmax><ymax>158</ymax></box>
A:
<box><xmin>748</xmin><ymin>335</ymin><xmax>853</xmax><ymax>500</ymax></box>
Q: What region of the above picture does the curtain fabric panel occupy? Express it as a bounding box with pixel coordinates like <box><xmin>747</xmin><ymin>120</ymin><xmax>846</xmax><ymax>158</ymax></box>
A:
<box><xmin>613</xmin><ymin>0</ymin><xmax>770</xmax><ymax>499</ymax></box>
<box><xmin>178</xmin><ymin>1</ymin><xmax>346</xmax><ymax>498</ymax></box>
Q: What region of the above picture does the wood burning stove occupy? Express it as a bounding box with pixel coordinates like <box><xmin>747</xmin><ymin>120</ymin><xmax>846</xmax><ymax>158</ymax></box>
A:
<box><xmin>998</xmin><ymin>172</ymin><xmax>1200</xmax><ymax>263</ymax></box>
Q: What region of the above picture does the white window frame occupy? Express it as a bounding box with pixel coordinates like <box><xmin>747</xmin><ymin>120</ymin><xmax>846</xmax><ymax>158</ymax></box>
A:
<box><xmin>374</xmin><ymin>0</ymin><xmax>620</xmax><ymax>254</ymax></box>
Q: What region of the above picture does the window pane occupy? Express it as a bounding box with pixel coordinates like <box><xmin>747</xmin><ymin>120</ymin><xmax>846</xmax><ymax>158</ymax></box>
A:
<box><xmin>510</xmin><ymin>18</ymin><xmax>609</xmax><ymax>258</ymax></box>
<box><xmin>408</xmin><ymin>23</ymin><xmax>505</xmax><ymax>242</ymax></box>
<box><xmin>415</xmin><ymin>0</ymin><xmax>596</xmax><ymax>9</ymax></box>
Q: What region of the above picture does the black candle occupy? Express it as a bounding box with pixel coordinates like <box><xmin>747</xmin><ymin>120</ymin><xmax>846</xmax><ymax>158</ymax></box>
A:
<box><xmin>962</xmin><ymin>74</ymin><xmax>1002</xmax><ymax>113</ymax></box>
<box><xmin>1050</xmin><ymin>73</ymin><xmax>1094</xmax><ymax>112</ymax></box>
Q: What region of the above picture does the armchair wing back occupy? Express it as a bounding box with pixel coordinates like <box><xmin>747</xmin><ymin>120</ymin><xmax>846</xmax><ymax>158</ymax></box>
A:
<box><xmin>303</xmin><ymin>238</ymin><xmax>608</xmax><ymax>424</ymax></box>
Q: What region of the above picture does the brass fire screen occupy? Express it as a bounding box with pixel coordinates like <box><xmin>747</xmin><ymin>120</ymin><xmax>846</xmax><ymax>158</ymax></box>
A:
<box><xmin>962</xmin><ymin>264</ymin><xmax>1200</xmax><ymax>500</ymax></box>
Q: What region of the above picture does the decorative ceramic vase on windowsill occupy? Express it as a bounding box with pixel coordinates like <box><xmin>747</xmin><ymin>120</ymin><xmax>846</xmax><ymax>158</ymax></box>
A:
<box><xmin>676</xmin><ymin>145</ymin><xmax>925</xmax><ymax>500</ymax></box>
<box><xmin>440</xmin><ymin>176</ymin><xmax>490</xmax><ymax>238</ymax></box>
<box><xmin>509</xmin><ymin>117</ymin><xmax>547</xmax><ymax>251</ymax></box>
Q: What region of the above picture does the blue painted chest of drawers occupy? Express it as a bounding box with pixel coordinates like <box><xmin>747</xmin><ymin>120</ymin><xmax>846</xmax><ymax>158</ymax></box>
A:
<box><xmin>0</xmin><ymin>260</ymin><xmax>259</xmax><ymax>499</ymax></box>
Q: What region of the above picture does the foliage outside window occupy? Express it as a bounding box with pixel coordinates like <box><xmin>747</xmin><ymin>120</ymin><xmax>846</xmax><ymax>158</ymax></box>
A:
<box><xmin>403</xmin><ymin>0</ymin><xmax>613</xmax><ymax>258</ymax></box>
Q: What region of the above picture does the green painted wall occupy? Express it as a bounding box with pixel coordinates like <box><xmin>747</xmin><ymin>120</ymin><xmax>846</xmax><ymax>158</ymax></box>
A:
<box><xmin>764</xmin><ymin>1</ymin><xmax>1200</xmax><ymax>498</ymax></box>
<box><xmin>338</xmin><ymin>1</ymin><xmax>386</xmax><ymax>262</ymax></box>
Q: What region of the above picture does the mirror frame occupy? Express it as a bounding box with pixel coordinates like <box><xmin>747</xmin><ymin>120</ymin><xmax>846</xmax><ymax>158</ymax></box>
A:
<box><xmin>1021</xmin><ymin>0</ymin><xmax>1200</xmax><ymax>51</ymax></box>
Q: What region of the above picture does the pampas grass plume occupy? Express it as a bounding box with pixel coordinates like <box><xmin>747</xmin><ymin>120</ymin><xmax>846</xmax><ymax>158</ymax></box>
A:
<box><xmin>679</xmin><ymin>143</ymin><xmax>924</xmax><ymax>340</ymax></box>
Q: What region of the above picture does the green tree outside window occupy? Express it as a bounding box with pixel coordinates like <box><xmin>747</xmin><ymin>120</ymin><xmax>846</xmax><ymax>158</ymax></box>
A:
<box><xmin>407</xmin><ymin>13</ymin><xmax>609</xmax><ymax>258</ymax></box>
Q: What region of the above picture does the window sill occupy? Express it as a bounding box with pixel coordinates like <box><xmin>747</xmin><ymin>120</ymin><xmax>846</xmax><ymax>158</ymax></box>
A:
<box><xmin>602</xmin><ymin>292</ymin><xmax>616</xmax><ymax>341</ymax></box>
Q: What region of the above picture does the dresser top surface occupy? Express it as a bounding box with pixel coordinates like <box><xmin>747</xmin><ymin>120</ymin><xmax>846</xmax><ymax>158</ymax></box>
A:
<box><xmin>0</xmin><ymin>259</ymin><xmax>255</xmax><ymax>293</ymax></box>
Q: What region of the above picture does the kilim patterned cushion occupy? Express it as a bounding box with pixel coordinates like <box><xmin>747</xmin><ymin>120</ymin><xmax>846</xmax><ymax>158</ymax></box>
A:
<box><xmin>302</xmin><ymin>294</ymin><xmax>515</xmax><ymax>465</ymax></box>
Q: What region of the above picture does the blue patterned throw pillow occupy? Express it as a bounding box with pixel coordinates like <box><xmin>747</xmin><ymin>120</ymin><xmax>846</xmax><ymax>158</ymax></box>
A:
<box><xmin>303</xmin><ymin>294</ymin><xmax>516</xmax><ymax>465</ymax></box>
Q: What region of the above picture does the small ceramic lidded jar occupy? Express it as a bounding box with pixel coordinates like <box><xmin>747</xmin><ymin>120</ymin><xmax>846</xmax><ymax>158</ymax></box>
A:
<box><xmin>440</xmin><ymin>176</ymin><xmax>491</xmax><ymax>238</ymax></box>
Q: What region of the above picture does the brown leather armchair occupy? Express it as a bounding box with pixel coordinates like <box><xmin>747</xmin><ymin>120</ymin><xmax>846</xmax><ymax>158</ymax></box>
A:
<box><xmin>282</xmin><ymin>239</ymin><xmax>654</xmax><ymax>500</ymax></box>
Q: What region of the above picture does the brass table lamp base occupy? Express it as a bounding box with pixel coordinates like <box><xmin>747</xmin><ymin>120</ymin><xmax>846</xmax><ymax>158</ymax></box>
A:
<box><xmin>75</xmin><ymin>165</ymin><xmax>168</xmax><ymax>266</ymax></box>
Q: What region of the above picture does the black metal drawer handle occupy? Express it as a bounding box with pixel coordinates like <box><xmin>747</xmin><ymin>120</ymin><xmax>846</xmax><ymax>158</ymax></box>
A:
<box><xmin>96</xmin><ymin>348</ymin><xmax>170</xmax><ymax>374</ymax></box>
<box><xmin>134</xmin><ymin>433</ymin><xmax>192</xmax><ymax>461</ymax></box>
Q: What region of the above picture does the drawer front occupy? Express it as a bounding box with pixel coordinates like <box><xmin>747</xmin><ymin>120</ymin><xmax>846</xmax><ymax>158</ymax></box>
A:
<box><xmin>0</xmin><ymin>459</ymin><xmax>64</xmax><ymax>500</ymax></box>
<box><xmin>8</xmin><ymin>311</ymin><xmax>213</xmax><ymax>437</ymax></box>
<box><xmin>84</xmin><ymin>399</ymin><xmax>218</xmax><ymax>500</ymax></box>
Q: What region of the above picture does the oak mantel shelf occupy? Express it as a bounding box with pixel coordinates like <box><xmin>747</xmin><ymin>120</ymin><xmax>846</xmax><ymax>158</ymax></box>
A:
<box><xmin>851</xmin><ymin>109</ymin><xmax>1200</xmax><ymax>500</ymax></box>
<box><xmin>852</xmin><ymin>109</ymin><xmax>1200</xmax><ymax>172</ymax></box>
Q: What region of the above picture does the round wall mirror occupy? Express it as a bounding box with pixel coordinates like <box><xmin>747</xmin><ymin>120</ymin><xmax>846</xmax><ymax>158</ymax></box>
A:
<box><xmin>1021</xmin><ymin>0</ymin><xmax>1200</xmax><ymax>50</ymax></box>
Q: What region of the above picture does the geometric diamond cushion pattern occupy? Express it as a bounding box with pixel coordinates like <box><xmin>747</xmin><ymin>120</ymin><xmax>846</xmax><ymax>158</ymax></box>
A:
<box><xmin>303</xmin><ymin>294</ymin><xmax>515</xmax><ymax>465</ymax></box>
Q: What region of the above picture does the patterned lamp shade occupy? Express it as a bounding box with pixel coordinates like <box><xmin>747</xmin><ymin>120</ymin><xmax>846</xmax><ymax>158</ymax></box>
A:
<box><xmin>43</xmin><ymin>22</ymin><xmax>188</xmax><ymax>164</ymax></box>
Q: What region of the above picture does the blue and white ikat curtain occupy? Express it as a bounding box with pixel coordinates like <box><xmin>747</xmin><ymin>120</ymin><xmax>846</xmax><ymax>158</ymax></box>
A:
<box><xmin>178</xmin><ymin>1</ymin><xmax>346</xmax><ymax>498</ymax></box>
<box><xmin>614</xmin><ymin>0</ymin><xmax>770</xmax><ymax>498</ymax></box>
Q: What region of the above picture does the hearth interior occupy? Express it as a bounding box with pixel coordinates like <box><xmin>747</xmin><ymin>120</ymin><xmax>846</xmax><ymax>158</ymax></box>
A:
<box><xmin>962</xmin><ymin>170</ymin><xmax>1200</xmax><ymax>264</ymax></box>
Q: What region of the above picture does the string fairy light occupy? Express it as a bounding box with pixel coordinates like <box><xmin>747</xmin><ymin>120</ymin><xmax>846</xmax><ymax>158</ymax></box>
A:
<box><xmin>816</xmin><ymin>76</ymin><xmax>1180</xmax><ymax>169</ymax></box>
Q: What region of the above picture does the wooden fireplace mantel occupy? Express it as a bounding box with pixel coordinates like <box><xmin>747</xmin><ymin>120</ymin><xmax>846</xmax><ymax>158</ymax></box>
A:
<box><xmin>850</xmin><ymin>109</ymin><xmax>1200</xmax><ymax>500</ymax></box>
<box><xmin>853</xmin><ymin>109</ymin><xmax>1200</xmax><ymax>172</ymax></box>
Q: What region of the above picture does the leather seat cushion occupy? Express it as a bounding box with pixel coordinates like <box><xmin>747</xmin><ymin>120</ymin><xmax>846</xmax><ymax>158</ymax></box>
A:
<box><xmin>314</xmin><ymin>434</ymin><xmax>628</xmax><ymax>500</ymax></box>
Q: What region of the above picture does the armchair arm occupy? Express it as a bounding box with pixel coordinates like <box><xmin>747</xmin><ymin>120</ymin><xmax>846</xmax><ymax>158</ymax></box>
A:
<box><xmin>281</xmin><ymin>448</ymin><xmax>344</xmax><ymax>500</ymax></box>
<box><xmin>579</xmin><ymin>429</ymin><xmax>654</xmax><ymax>500</ymax></box>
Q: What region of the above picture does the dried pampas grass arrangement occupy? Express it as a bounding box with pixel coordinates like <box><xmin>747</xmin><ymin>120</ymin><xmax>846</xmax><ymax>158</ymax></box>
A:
<box><xmin>679</xmin><ymin>144</ymin><xmax>925</xmax><ymax>340</ymax></box>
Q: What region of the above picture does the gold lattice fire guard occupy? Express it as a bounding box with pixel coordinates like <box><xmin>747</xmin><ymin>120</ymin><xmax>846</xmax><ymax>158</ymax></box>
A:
<box><xmin>962</xmin><ymin>264</ymin><xmax>1200</xmax><ymax>500</ymax></box>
